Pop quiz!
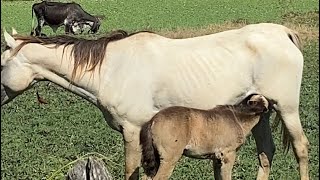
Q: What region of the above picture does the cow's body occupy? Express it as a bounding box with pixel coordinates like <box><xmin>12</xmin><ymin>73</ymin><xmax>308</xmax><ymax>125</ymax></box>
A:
<box><xmin>30</xmin><ymin>1</ymin><xmax>101</xmax><ymax>36</ymax></box>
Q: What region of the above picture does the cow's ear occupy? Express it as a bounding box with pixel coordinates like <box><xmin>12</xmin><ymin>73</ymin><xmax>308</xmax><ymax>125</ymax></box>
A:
<box><xmin>4</xmin><ymin>29</ymin><xmax>17</xmax><ymax>48</ymax></box>
<box><xmin>12</xmin><ymin>27</ymin><xmax>18</xmax><ymax>35</ymax></box>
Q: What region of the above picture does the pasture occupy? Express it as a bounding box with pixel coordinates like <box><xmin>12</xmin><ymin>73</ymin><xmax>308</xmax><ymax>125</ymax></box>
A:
<box><xmin>1</xmin><ymin>0</ymin><xmax>319</xmax><ymax>179</ymax></box>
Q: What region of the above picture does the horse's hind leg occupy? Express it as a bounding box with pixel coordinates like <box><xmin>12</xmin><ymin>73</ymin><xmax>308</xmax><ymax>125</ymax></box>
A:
<box><xmin>251</xmin><ymin>111</ymin><xmax>274</xmax><ymax>180</ymax></box>
<box><xmin>278</xmin><ymin>108</ymin><xmax>309</xmax><ymax>180</ymax></box>
<box><xmin>258</xmin><ymin>77</ymin><xmax>309</xmax><ymax>179</ymax></box>
<box><xmin>264</xmin><ymin>76</ymin><xmax>309</xmax><ymax>179</ymax></box>
<box><xmin>122</xmin><ymin>124</ymin><xmax>142</xmax><ymax>180</ymax></box>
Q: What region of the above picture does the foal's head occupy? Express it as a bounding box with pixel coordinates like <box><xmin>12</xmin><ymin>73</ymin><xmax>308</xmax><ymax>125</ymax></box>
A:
<box><xmin>243</xmin><ymin>94</ymin><xmax>272</xmax><ymax>114</ymax></box>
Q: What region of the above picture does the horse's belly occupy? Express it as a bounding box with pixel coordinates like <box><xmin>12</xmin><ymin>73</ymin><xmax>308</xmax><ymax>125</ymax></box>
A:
<box><xmin>183</xmin><ymin>144</ymin><xmax>222</xmax><ymax>160</ymax></box>
<box><xmin>152</xmin><ymin>74</ymin><xmax>253</xmax><ymax>110</ymax></box>
<box><xmin>151</xmin><ymin>51</ymin><xmax>255</xmax><ymax>110</ymax></box>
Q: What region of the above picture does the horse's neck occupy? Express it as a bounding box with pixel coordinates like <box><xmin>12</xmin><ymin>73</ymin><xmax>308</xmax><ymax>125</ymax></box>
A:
<box><xmin>26</xmin><ymin>44</ymin><xmax>100</xmax><ymax>106</ymax></box>
<box><xmin>226</xmin><ymin>106</ymin><xmax>260</xmax><ymax>136</ymax></box>
<box><xmin>237</xmin><ymin>115</ymin><xmax>260</xmax><ymax>136</ymax></box>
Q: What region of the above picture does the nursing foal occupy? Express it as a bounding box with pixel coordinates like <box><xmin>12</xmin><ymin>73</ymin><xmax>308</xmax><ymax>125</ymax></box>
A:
<box><xmin>140</xmin><ymin>94</ymin><xmax>273</xmax><ymax>180</ymax></box>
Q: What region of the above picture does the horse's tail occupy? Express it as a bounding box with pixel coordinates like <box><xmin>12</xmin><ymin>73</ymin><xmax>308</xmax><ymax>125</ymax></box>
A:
<box><xmin>286</xmin><ymin>27</ymin><xmax>302</xmax><ymax>51</ymax></box>
<box><xmin>272</xmin><ymin>111</ymin><xmax>291</xmax><ymax>153</ymax></box>
<box><xmin>140</xmin><ymin>120</ymin><xmax>160</xmax><ymax>177</ymax></box>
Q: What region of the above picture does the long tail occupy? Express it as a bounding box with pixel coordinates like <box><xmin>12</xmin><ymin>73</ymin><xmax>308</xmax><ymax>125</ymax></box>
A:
<box><xmin>140</xmin><ymin>120</ymin><xmax>160</xmax><ymax>177</ymax></box>
<box><xmin>272</xmin><ymin>112</ymin><xmax>291</xmax><ymax>153</ymax></box>
<box><xmin>286</xmin><ymin>27</ymin><xmax>302</xmax><ymax>51</ymax></box>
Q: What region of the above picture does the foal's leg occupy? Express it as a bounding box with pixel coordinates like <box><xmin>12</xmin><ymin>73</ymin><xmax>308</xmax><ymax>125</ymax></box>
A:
<box><xmin>221</xmin><ymin>152</ymin><xmax>236</xmax><ymax>180</ymax></box>
<box><xmin>251</xmin><ymin>111</ymin><xmax>274</xmax><ymax>180</ymax></box>
<box><xmin>213</xmin><ymin>152</ymin><xmax>236</xmax><ymax>180</ymax></box>
<box><xmin>122</xmin><ymin>125</ymin><xmax>142</xmax><ymax>180</ymax></box>
<box><xmin>152</xmin><ymin>155</ymin><xmax>181</xmax><ymax>180</ymax></box>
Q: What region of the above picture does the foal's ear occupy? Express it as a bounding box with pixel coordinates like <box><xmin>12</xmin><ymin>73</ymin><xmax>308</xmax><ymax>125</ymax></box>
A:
<box><xmin>3</xmin><ymin>29</ymin><xmax>17</xmax><ymax>48</ymax></box>
<box><xmin>12</xmin><ymin>27</ymin><xmax>18</xmax><ymax>35</ymax></box>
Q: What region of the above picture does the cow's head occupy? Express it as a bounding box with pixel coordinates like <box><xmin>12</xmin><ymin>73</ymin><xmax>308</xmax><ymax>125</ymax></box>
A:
<box><xmin>90</xmin><ymin>17</ymin><xmax>101</xmax><ymax>34</ymax></box>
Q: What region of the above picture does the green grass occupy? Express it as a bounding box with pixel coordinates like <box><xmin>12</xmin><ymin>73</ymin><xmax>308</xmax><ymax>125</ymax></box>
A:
<box><xmin>1</xmin><ymin>0</ymin><xmax>319</xmax><ymax>180</ymax></box>
<box><xmin>1</xmin><ymin>0</ymin><xmax>319</xmax><ymax>34</ymax></box>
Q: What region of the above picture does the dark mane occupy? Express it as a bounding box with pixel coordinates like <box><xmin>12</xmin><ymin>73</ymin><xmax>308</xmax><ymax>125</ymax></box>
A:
<box><xmin>12</xmin><ymin>30</ymin><xmax>155</xmax><ymax>81</ymax></box>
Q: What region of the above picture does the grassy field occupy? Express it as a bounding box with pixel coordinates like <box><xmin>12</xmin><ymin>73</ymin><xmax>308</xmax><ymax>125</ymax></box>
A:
<box><xmin>1</xmin><ymin>0</ymin><xmax>319</xmax><ymax>179</ymax></box>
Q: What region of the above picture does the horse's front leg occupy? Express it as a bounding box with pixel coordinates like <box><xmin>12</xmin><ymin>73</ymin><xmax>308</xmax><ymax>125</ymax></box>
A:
<box><xmin>212</xmin><ymin>151</ymin><xmax>236</xmax><ymax>180</ymax></box>
<box><xmin>251</xmin><ymin>111</ymin><xmax>275</xmax><ymax>180</ymax></box>
<box><xmin>122</xmin><ymin>124</ymin><xmax>142</xmax><ymax>180</ymax></box>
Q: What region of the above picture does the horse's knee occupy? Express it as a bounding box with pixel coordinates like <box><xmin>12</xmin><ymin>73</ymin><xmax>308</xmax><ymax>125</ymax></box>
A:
<box><xmin>123</xmin><ymin>126</ymin><xmax>143</xmax><ymax>180</ymax></box>
<box><xmin>123</xmin><ymin>130</ymin><xmax>142</xmax><ymax>162</ymax></box>
<box><xmin>259</xmin><ymin>152</ymin><xmax>270</xmax><ymax>169</ymax></box>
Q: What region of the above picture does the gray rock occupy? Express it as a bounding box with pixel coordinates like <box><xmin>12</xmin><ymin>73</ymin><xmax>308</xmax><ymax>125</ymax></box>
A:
<box><xmin>66</xmin><ymin>156</ymin><xmax>113</xmax><ymax>180</ymax></box>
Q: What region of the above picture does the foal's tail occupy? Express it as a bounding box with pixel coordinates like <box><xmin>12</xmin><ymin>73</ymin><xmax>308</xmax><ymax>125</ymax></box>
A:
<box><xmin>140</xmin><ymin>120</ymin><xmax>160</xmax><ymax>177</ymax></box>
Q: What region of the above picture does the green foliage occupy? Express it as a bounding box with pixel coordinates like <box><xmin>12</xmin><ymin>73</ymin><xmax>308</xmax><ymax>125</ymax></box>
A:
<box><xmin>1</xmin><ymin>0</ymin><xmax>319</xmax><ymax>179</ymax></box>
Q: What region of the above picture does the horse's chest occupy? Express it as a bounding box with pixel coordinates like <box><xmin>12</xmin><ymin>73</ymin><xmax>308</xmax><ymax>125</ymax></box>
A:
<box><xmin>183</xmin><ymin>144</ymin><xmax>220</xmax><ymax>159</ymax></box>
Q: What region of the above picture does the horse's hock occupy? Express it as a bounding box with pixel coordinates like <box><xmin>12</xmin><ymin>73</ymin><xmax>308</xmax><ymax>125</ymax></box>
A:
<box><xmin>66</xmin><ymin>156</ymin><xmax>113</xmax><ymax>180</ymax></box>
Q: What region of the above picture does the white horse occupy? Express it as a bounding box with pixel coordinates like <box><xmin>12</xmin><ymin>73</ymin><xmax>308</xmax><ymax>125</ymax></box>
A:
<box><xmin>1</xmin><ymin>23</ymin><xmax>309</xmax><ymax>180</ymax></box>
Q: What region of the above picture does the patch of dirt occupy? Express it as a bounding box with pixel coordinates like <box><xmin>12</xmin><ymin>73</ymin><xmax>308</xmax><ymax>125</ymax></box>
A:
<box><xmin>159</xmin><ymin>21</ymin><xmax>248</xmax><ymax>39</ymax></box>
<box><xmin>158</xmin><ymin>10</ymin><xmax>319</xmax><ymax>42</ymax></box>
<box><xmin>282</xmin><ymin>10</ymin><xmax>319</xmax><ymax>27</ymax></box>
<box><xmin>282</xmin><ymin>22</ymin><xmax>319</xmax><ymax>43</ymax></box>
<box><xmin>160</xmin><ymin>21</ymin><xmax>318</xmax><ymax>42</ymax></box>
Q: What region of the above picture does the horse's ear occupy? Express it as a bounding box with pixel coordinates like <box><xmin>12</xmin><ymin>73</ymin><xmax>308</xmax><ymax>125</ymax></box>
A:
<box><xmin>12</xmin><ymin>27</ymin><xmax>18</xmax><ymax>35</ymax></box>
<box><xmin>4</xmin><ymin>29</ymin><xmax>17</xmax><ymax>48</ymax></box>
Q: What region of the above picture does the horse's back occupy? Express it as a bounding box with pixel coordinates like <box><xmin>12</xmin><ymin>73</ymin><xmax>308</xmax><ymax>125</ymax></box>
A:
<box><xmin>100</xmin><ymin>23</ymin><xmax>303</xmax><ymax>125</ymax></box>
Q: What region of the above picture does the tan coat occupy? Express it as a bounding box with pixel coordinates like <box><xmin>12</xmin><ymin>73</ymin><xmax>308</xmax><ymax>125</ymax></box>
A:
<box><xmin>140</xmin><ymin>94</ymin><xmax>270</xmax><ymax>180</ymax></box>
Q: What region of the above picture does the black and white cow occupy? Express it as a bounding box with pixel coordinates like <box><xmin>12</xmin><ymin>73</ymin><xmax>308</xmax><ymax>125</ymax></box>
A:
<box><xmin>30</xmin><ymin>1</ymin><xmax>101</xmax><ymax>36</ymax></box>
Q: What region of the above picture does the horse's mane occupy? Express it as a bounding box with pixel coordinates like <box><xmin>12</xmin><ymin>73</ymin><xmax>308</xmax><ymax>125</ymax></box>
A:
<box><xmin>212</xmin><ymin>105</ymin><xmax>255</xmax><ymax>115</ymax></box>
<box><xmin>12</xmin><ymin>30</ymin><xmax>154</xmax><ymax>81</ymax></box>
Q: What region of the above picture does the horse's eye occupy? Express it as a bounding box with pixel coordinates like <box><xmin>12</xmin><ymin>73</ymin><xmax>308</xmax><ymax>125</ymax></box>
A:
<box><xmin>248</xmin><ymin>100</ymin><xmax>257</xmax><ymax>106</ymax></box>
